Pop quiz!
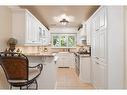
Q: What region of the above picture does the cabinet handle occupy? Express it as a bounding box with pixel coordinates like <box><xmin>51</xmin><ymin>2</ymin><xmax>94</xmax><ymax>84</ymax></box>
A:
<box><xmin>96</xmin><ymin>29</ymin><xmax>99</xmax><ymax>31</ymax></box>
<box><xmin>96</xmin><ymin>57</ymin><xmax>99</xmax><ymax>59</ymax></box>
<box><xmin>96</xmin><ymin>62</ymin><xmax>99</xmax><ymax>64</ymax></box>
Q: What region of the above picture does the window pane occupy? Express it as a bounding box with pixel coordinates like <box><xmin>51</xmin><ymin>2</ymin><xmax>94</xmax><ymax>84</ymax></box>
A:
<box><xmin>52</xmin><ymin>34</ymin><xmax>76</xmax><ymax>48</ymax></box>
<box><xmin>68</xmin><ymin>36</ymin><xmax>75</xmax><ymax>47</ymax></box>
<box><xmin>61</xmin><ymin>36</ymin><xmax>67</xmax><ymax>47</ymax></box>
<box><xmin>53</xmin><ymin>35</ymin><xmax>60</xmax><ymax>47</ymax></box>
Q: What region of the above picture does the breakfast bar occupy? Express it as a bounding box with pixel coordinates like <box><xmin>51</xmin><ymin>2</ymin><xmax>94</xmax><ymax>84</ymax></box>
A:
<box><xmin>25</xmin><ymin>53</ymin><xmax>57</xmax><ymax>89</ymax></box>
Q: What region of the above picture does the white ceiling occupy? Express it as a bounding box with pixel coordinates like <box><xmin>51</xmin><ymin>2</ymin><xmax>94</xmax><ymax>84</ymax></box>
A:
<box><xmin>21</xmin><ymin>6</ymin><xmax>99</xmax><ymax>28</ymax></box>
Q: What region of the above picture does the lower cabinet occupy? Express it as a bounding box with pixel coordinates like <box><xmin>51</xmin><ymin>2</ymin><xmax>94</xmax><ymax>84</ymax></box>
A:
<box><xmin>56</xmin><ymin>52</ymin><xmax>75</xmax><ymax>68</ymax></box>
<box><xmin>79</xmin><ymin>56</ymin><xmax>91</xmax><ymax>83</ymax></box>
<box><xmin>27</xmin><ymin>56</ymin><xmax>57</xmax><ymax>89</ymax></box>
<box><xmin>38</xmin><ymin>58</ymin><xmax>57</xmax><ymax>89</ymax></box>
<box><xmin>92</xmin><ymin>58</ymin><xmax>107</xmax><ymax>89</ymax></box>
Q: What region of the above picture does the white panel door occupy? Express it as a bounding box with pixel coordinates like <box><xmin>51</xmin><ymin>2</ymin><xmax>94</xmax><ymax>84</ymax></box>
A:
<box><xmin>25</xmin><ymin>12</ymin><xmax>34</xmax><ymax>43</ymax></box>
<box><xmin>34</xmin><ymin>20</ymin><xmax>40</xmax><ymax>43</ymax></box>
<box><xmin>86</xmin><ymin>20</ymin><xmax>91</xmax><ymax>45</ymax></box>
<box><xmin>99</xmin><ymin>29</ymin><xmax>106</xmax><ymax>62</ymax></box>
<box><xmin>79</xmin><ymin>57</ymin><xmax>91</xmax><ymax>83</ymax></box>
<box><xmin>94</xmin><ymin>31</ymin><xmax>100</xmax><ymax>58</ymax></box>
<box><xmin>99</xmin><ymin>7</ymin><xmax>106</xmax><ymax>29</ymax></box>
<box><xmin>93</xmin><ymin>59</ymin><xmax>106</xmax><ymax>89</ymax></box>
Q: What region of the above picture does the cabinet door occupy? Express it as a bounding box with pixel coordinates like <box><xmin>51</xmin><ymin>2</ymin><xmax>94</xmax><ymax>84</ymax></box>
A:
<box><xmin>39</xmin><ymin>25</ymin><xmax>50</xmax><ymax>46</ymax></box>
<box><xmin>79</xmin><ymin>57</ymin><xmax>91</xmax><ymax>83</ymax></box>
<box><xmin>99</xmin><ymin>29</ymin><xmax>106</xmax><ymax>61</ymax></box>
<box><xmin>77</xmin><ymin>28</ymin><xmax>85</xmax><ymax>46</ymax></box>
<box><xmin>34</xmin><ymin>21</ymin><xmax>41</xmax><ymax>43</ymax></box>
<box><xmin>25</xmin><ymin>13</ymin><xmax>35</xmax><ymax>44</ymax></box>
<box><xmin>56</xmin><ymin>53</ymin><xmax>64</xmax><ymax>67</ymax></box>
<box><xmin>91</xmin><ymin>18</ymin><xmax>96</xmax><ymax>57</ymax></box>
<box><xmin>41</xmin><ymin>37</ymin><xmax>49</xmax><ymax>46</ymax></box>
<box><xmin>92</xmin><ymin>59</ymin><xmax>106</xmax><ymax>89</ymax></box>
<box><xmin>94</xmin><ymin>14</ymin><xmax>100</xmax><ymax>31</ymax></box>
<box><xmin>25</xmin><ymin>13</ymin><xmax>37</xmax><ymax>44</ymax></box>
<box><xmin>86</xmin><ymin>20</ymin><xmax>91</xmax><ymax>45</ymax></box>
<box><xmin>99</xmin><ymin>8</ymin><xmax>106</xmax><ymax>29</ymax></box>
<box><xmin>94</xmin><ymin>31</ymin><xmax>100</xmax><ymax>58</ymax></box>
<box><xmin>92</xmin><ymin>26</ymin><xmax>106</xmax><ymax>62</ymax></box>
<box><xmin>77</xmin><ymin>33</ymin><xmax>80</xmax><ymax>45</ymax></box>
<box><xmin>92</xmin><ymin>60</ymin><xmax>99</xmax><ymax>88</ymax></box>
<box><xmin>38</xmin><ymin>57</ymin><xmax>57</xmax><ymax>89</ymax></box>
<box><xmin>45</xmin><ymin>28</ymin><xmax>50</xmax><ymax>37</ymax></box>
<box><xmin>31</xmin><ymin>17</ymin><xmax>43</xmax><ymax>44</ymax></box>
<box><xmin>63</xmin><ymin>53</ymin><xmax>75</xmax><ymax>67</ymax></box>
<box><xmin>97</xmin><ymin>62</ymin><xmax>106</xmax><ymax>89</ymax></box>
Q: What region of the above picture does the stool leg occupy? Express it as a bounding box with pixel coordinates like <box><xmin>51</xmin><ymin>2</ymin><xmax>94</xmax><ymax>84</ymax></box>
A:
<box><xmin>26</xmin><ymin>85</ymin><xmax>29</xmax><ymax>89</ymax></box>
<box><xmin>35</xmin><ymin>79</ymin><xmax>38</xmax><ymax>90</ymax></box>
<box><xmin>10</xmin><ymin>85</ymin><xmax>12</xmax><ymax>89</ymax></box>
<box><xmin>20</xmin><ymin>86</ymin><xmax>22</xmax><ymax>90</ymax></box>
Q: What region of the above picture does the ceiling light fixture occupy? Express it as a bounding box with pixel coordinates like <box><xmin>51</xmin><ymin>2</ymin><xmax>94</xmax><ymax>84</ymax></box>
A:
<box><xmin>60</xmin><ymin>18</ymin><xmax>69</xmax><ymax>25</ymax></box>
<box><xmin>54</xmin><ymin>14</ymin><xmax>74</xmax><ymax>26</ymax></box>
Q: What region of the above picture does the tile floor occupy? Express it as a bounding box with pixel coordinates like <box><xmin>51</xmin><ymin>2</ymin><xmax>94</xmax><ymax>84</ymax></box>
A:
<box><xmin>55</xmin><ymin>68</ymin><xmax>94</xmax><ymax>89</ymax></box>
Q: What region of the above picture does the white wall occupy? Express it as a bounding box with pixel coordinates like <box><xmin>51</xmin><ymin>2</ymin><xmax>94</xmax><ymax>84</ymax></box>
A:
<box><xmin>49</xmin><ymin>27</ymin><xmax>78</xmax><ymax>33</ymax></box>
<box><xmin>0</xmin><ymin>6</ymin><xmax>12</xmax><ymax>89</ymax></box>
<box><xmin>107</xmin><ymin>6</ymin><xmax>124</xmax><ymax>89</ymax></box>
<box><xmin>124</xmin><ymin>7</ymin><xmax>127</xmax><ymax>89</ymax></box>
<box><xmin>0</xmin><ymin>6</ymin><xmax>12</xmax><ymax>51</ymax></box>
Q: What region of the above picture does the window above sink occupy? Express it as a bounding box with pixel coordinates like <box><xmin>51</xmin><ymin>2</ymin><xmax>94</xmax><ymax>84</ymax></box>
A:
<box><xmin>51</xmin><ymin>33</ymin><xmax>76</xmax><ymax>48</ymax></box>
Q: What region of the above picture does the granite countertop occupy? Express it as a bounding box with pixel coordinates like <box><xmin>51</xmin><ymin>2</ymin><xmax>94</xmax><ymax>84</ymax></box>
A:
<box><xmin>78</xmin><ymin>54</ymin><xmax>90</xmax><ymax>57</ymax></box>
<box><xmin>74</xmin><ymin>52</ymin><xmax>91</xmax><ymax>57</ymax></box>
<box><xmin>24</xmin><ymin>52</ymin><xmax>56</xmax><ymax>57</ymax></box>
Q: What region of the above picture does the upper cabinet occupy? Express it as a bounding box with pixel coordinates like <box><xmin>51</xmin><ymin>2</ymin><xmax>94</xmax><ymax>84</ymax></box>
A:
<box><xmin>85</xmin><ymin>7</ymin><xmax>106</xmax><ymax>46</ymax></box>
<box><xmin>40</xmin><ymin>26</ymin><xmax>51</xmax><ymax>46</ymax></box>
<box><xmin>94</xmin><ymin>7</ymin><xmax>106</xmax><ymax>31</ymax></box>
<box><xmin>11</xmin><ymin>9</ymin><xmax>50</xmax><ymax>46</ymax></box>
<box><xmin>88</xmin><ymin>6</ymin><xmax>124</xmax><ymax>89</ymax></box>
<box><xmin>85</xmin><ymin>18</ymin><xmax>91</xmax><ymax>45</ymax></box>
<box><xmin>25</xmin><ymin>11</ymin><xmax>40</xmax><ymax>44</ymax></box>
<box><xmin>77</xmin><ymin>23</ymin><xmax>86</xmax><ymax>46</ymax></box>
<box><xmin>90</xmin><ymin>7</ymin><xmax>107</xmax><ymax>89</ymax></box>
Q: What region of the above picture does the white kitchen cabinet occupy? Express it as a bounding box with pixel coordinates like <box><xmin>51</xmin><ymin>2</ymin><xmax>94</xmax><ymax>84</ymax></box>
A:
<box><xmin>77</xmin><ymin>31</ymin><xmax>82</xmax><ymax>46</ymax></box>
<box><xmin>79</xmin><ymin>56</ymin><xmax>91</xmax><ymax>83</ymax></box>
<box><xmin>56</xmin><ymin>52</ymin><xmax>75</xmax><ymax>68</ymax></box>
<box><xmin>39</xmin><ymin>27</ymin><xmax>51</xmax><ymax>46</ymax></box>
<box><xmin>99</xmin><ymin>8</ymin><xmax>106</xmax><ymax>29</ymax></box>
<box><xmin>91</xmin><ymin>7</ymin><xmax>107</xmax><ymax>89</ymax></box>
<box><xmin>25</xmin><ymin>12</ymin><xmax>40</xmax><ymax>44</ymax></box>
<box><xmin>40</xmin><ymin>37</ymin><xmax>50</xmax><ymax>46</ymax></box>
<box><xmin>27</xmin><ymin>56</ymin><xmax>57</xmax><ymax>89</ymax></box>
<box><xmin>38</xmin><ymin>57</ymin><xmax>57</xmax><ymax>89</ymax></box>
<box><xmin>85</xmin><ymin>18</ymin><xmax>91</xmax><ymax>45</ymax></box>
<box><xmin>11</xmin><ymin>8</ymin><xmax>49</xmax><ymax>46</ymax></box>
<box><xmin>77</xmin><ymin>23</ymin><xmax>86</xmax><ymax>46</ymax></box>
<box><xmin>31</xmin><ymin>16</ymin><xmax>41</xmax><ymax>43</ymax></box>
<box><xmin>94</xmin><ymin>7</ymin><xmax>106</xmax><ymax>31</ymax></box>
<box><xmin>92</xmin><ymin>29</ymin><xmax>106</xmax><ymax>61</ymax></box>
<box><xmin>89</xmin><ymin>6</ymin><xmax>124</xmax><ymax>89</ymax></box>
<box><xmin>99</xmin><ymin>29</ymin><xmax>106</xmax><ymax>60</ymax></box>
<box><xmin>92</xmin><ymin>58</ymin><xmax>107</xmax><ymax>89</ymax></box>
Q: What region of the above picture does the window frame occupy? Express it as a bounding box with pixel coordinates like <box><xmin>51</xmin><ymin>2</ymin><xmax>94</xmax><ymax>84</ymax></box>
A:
<box><xmin>51</xmin><ymin>33</ymin><xmax>77</xmax><ymax>48</ymax></box>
